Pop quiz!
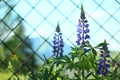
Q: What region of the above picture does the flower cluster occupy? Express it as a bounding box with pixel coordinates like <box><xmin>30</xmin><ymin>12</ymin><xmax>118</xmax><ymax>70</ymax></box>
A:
<box><xmin>53</xmin><ymin>22</ymin><xmax>64</xmax><ymax>58</ymax></box>
<box><xmin>76</xmin><ymin>4</ymin><xmax>90</xmax><ymax>47</ymax></box>
<box><xmin>97</xmin><ymin>41</ymin><xmax>111</xmax><ymax>76</ymax></box>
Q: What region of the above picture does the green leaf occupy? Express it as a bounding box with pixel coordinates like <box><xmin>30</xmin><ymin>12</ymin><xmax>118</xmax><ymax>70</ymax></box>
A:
<box><xmin>49</xmin><ymin>63</ymin><xmax>55</xmax><ymax>75</ymax></box>
<box><xmin>94</xmin><ymin>40</ymin><xmax>108</xmax><ymax>48</ymax></box>
<box><xmin>74</xmin><ymin>73</ymin><xmax>81</xmax><ymax>79</ymax></box>
<box><xmin>82</xmin><ymin>69</ymin><xmax>85</xmax><ymax>78</ymax></box>
<box><xmin>64</xmin><ymin>56</ymin><xmax>71</xmax><ymax>63</ymax></box>
<box><xmin>91</xmin><ymin>48</ymin><xmax>97</xmax><ymax>56</ymax></box>
<box><xmin>92</xmin><ymin>74</ymin><xmax>99</xmax><ymax>80</ymax></box>
<box><xmin>28</xmin><ymin>74</ymin><xmax>38</xmax><ymax>80</ymax></box>
<box><xmin>43</xmin><ymin>55</ymin><xmax>48</xmax><ymax>63</ymax></box>
<box><xmin>44</xmin><ymin>68</ymin><xmax>49</xmax><ymax>80</ymax></box>
<box><xmin>85</xmin><ymin>72</ymin><xmax>92</xmax><ymax>79</ymax></box>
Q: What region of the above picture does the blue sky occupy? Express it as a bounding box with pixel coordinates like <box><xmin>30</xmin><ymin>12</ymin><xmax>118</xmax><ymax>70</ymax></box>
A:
<box><xmin>2</xmin><ymin>0</ymin><xmax>120</xmax><ymax>51</ymax></box>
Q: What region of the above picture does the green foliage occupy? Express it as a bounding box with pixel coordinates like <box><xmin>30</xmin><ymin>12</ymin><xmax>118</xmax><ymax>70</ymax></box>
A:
<box><xmin>27</xmin><ymin>41</ymin><xmax>120</xmax><ymax>80</ymax></box>
<box><xmin>0</xmin><ymin>0</ymin><xmax>38</xmax><ymax>75</ymax></box>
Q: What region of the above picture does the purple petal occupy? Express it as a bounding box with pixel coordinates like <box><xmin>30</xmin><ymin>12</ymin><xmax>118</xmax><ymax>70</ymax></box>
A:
<box><xmin>85</xmin><ymin>34</ymin><xmax>90</xmax><ymax>39</ymax></box>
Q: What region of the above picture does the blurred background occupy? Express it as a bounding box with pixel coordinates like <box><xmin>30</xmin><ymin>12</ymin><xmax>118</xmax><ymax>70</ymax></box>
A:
<box><xmin>0</xmin><ymin>0</ymin><xmax>120</xmax><ymax>79</ymax></box>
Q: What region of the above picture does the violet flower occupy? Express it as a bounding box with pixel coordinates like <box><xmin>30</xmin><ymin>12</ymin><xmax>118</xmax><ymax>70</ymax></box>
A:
<box><xmin>97</xmin><ymin>40</ymin><xmax>111</xmax><ymax>76</ymax></box>
<box><xmin>52</xmin><ymin>22</ymin><xmax>64</xmax><ymax>58</ymax></box>
<box><xmin>76</xmin><ymin>4</ymin><xmax>90</xmax><ymax>47</ymax></box>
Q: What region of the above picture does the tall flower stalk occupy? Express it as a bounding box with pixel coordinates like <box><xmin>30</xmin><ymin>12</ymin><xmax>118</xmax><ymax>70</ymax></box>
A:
<box><xmin>97</xmin><ymin>40</ymin><xmax>111</xmax><ymax>76</ymax></box>
<box><xmin>76</xmin><ymin>4</ymin><xmax>90</xmax><ymax>47</ymax></box>
<box><xmin>53</xmin><ymin>22</ymin><xmax>64</xmax><ymax>58</ymax></box>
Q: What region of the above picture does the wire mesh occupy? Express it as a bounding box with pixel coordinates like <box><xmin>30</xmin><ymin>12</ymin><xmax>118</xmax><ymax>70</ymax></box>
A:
<box><xmin>0</xmin><ymin>0</ymin><xmax>120</xmax><ymax>79</ymax></box>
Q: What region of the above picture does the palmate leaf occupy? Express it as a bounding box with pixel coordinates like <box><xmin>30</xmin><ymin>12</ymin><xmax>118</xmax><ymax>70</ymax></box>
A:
<box><xmin>85</xmin><ymin>42</ymin><xmax>97</xmax><ymax>56</ymax></box>
<box><xmin>74</xmin><ymin>73</ymin><xmax>81</xmax><ymax>80</ymax></box>
<box><xmin>28</xmin><ymin>73</ymin><xmax>38</xmax><ymax>80</ymax></box>
<box><xmin>42</xmin><ymin>63</ymin><xmax>55</xmax><ymax>80</ymax></box>
<box><xmin>85</xmin><ymin>72</ymin><xmax>93</xmax><ymax>79</ymax></box>
<box><xmin>81</xmin><ymin>48</ymin><xmax>91</xmax><ymax>57</ymax></box>
<box><xmin>82</xmin><ymin>69</ymin><xmax>85</xmax><ymax>78</ymax></box>
<box><xmin>81</xmin><ymin>55</ymin><xmax>92</xmax><ymax>72</ymax></box>
<box><xmin>91</xmin><ymin>47</ymin><xmax>97</xmax><ymax>56</ymax></box>
<box><xmin>71</xmin><ymin>46</ymin><xmax>80</xmax><ymax>51</ymax></box>
<box><xmin>63</xmin><ymin>55</ymin><xmax>71</xmax><ymax>63</ymax></box>
<box><xmin>43</xmin><ymin>68</ymin><xmax>49</xmax><ymax>80</ymax></box>
<box><xmin>43</xmin><ymin>55</ymin><xmax>48</xmax><ymax>63</ymax></box>
<box><xmin>94</xmin><ymin>40</ymin><xmax>108</xmax><ymax>49</ymax></box>
<box><xmin>94</xmin><ymin>43</ymin><xmax>106</xmax><ymax>48</ymax></box>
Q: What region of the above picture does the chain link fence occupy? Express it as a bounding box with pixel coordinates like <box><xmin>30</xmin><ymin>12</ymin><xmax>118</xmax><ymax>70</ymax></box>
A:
<box><xmin>0</xmin><ymin>0</ymin><xmax>120</xmax><ymax>79</ymax></box>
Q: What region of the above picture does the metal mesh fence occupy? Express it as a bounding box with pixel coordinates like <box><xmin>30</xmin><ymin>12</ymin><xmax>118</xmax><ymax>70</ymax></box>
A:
<box><xmin>0</xmin><ymin>0</ymin><xmax>120</xmax><ymax>79</ymax></box>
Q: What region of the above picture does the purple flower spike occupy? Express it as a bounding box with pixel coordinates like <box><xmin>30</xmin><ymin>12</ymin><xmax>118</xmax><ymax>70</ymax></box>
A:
<box><xmin>97</xmin><ymin>40</ymin><xmax>111</xmax><ymax>76</ymax></box>
<box><xmin>53</xmin><ymin>22</ymin><xmax>64</xmax><ymax>58</ymax></box>
<box><xmin>76</xmin><ymin>4</ymin><xmax>90</xmax><ymax>47</ymax></box>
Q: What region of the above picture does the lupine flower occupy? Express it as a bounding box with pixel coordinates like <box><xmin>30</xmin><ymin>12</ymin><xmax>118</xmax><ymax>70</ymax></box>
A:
<box><xmin>53</xmin><ymin>22</ymin><xmax>64</xmax><ymax>58</ymax></box>
<box><xmin>97</xmin><ymin>40</ymin><xmax>111</xmax><ymax>76</ymax></box>
<box><xmin>76</xmin><ymin>4</ymin><xmax>90</xmax><ymax>47</ymax></box>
